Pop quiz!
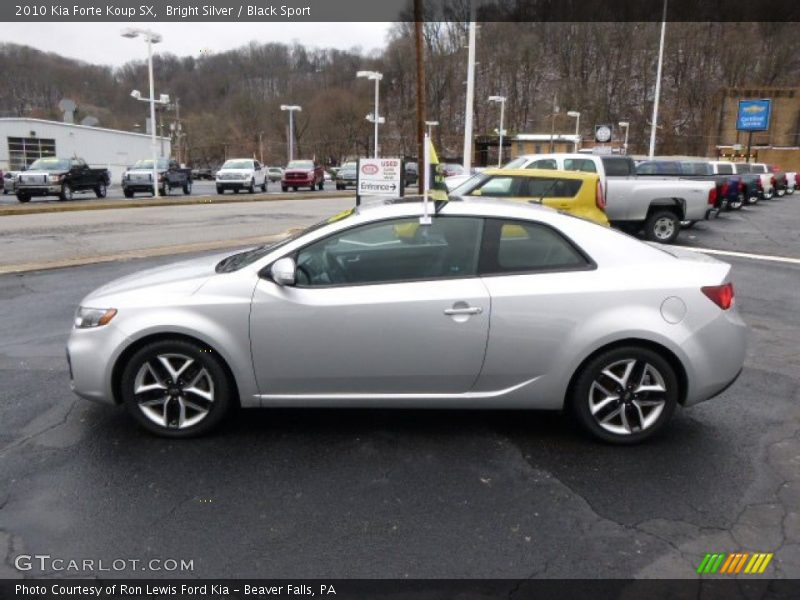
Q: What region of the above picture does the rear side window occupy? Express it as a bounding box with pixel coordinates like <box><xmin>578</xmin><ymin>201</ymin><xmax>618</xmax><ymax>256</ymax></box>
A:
<box><xmin>479</xmin><ymin>219</ymin><xmax>592</xmax><ymax>274</ymax></box>
<box><xmin>563</xmin><ymin>158</ymin><xmax>597</xmax><ymax>173</ymax></box>
<box><xmin>526</xmin><ymin>159</ymin><xmax>558</xmax><ymax>170</ymax></box>
<box><xmin>523</xmin><ymin>178</ymin><xmax>583</xmax><ymax>198</ymax></box>
<box><xmin>716</xmin><ymin>163</ymin><xmax>734</xmax><ymax>175</ymax></box>
<box><xmin>602</xmin><ymin>157</ymin><xmax>633</xmax><ymax>176</ymax></box>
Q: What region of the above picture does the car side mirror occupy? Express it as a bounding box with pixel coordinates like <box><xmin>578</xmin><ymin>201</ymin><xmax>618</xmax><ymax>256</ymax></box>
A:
<box><xmin>270</xmin><ymin>257</ymin><xmax>296</xmax><ymax>286</ymax></box>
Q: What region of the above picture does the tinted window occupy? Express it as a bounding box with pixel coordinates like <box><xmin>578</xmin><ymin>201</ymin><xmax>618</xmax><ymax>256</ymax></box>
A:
<box><xmin>295</xmin><ymin>217</ymin><xmax>483</xmax><ymax>287</ymax></box>
<box><xmin>526</xmin><ymin>159</ymin><xmax>557</xmax><ymax>170</ymax></box>
<box><xmin>733</xmin><ymin>163</ymin><xmax>751</xmax><ymax>174</ymax></box>
<box><xmin>523</xmin><ymin>178</ymin><xmax>583</xmax><ymax>198</ymax></box>
<box><xmin>563</xmin><ymin>158</ymin><xmax>597</xmax><ymax>173</ymax></box>
<box><xmin>479</xmin><ymin>219</ymin><xmax>591</xmax><ymax>274</ymax></box>
<box><xmin>716</xmin><ymin>163</ymin><xmax>734</xmax><ymax>175</ymax></box>
<box><xmin>681</xmin><ymin>162</ymin><xmax>712</xmax><ymax>175</ymax></box>
<box><xmin>602</xmin><ymin>157</ymin><xmax>633</xmax><ymax>176</ymax></box>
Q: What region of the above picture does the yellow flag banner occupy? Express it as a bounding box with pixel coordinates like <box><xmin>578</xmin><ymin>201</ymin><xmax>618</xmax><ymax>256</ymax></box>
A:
<box><xmin>428</xmin><ymin>138</ymin><xmax>448</xmax><ymax>201</ymax></box>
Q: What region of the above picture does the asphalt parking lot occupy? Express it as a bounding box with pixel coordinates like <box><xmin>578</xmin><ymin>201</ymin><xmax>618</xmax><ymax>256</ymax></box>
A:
<box><xmin>0</xmin><ymin>195</ymin><xmax>798</xmax><ymax>580</ymax></box>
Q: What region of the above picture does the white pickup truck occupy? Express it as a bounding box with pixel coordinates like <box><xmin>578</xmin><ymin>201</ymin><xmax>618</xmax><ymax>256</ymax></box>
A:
<box><xmin>495</xmin><ymin>154</ymin><xmax>715</xmax><ymax>244</ymax></box>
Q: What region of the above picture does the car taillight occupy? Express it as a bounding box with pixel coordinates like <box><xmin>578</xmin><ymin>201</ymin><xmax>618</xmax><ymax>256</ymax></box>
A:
<box><xmin>757</xmin><ymin>178</ymin><xmax>763</xmax><ymax>190</ymax></box>
<box><xmin>702</xmin><ymin>283</ymin><xmax>734</xmax><ymax>310</ymax></box>
<box><xmin>708</xmin><ymin>187</ymin><xmax>717</xmax><ymax>206</ymax></box>
<box><xmin>595</xmin><ymin>179</ymin><xmax>605</xmax><ymax>210</ymax></box>
<box><xmin>738</xmin><ymin>181</ymin><xmax>745</xmax><ymax>192</ymax></box>
<box><xmin>721</xmin><ymin>181</ymin><xmax>729</xmax><ymax>197</ymax></box>
<box><xmin>771</xmin><ymin>176</ymin><xmax>777</xmax><ymax>187</ymax></box>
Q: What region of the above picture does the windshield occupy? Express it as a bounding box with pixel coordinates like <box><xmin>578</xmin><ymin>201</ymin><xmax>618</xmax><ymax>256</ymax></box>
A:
<box><xmin>340</xmin><ymin>162</ymin><xmax>357</xmax><ymax>170</ymax></box>
<box><xmin>132</xmin><ymin>159</ymin><xmax>169</xmax><ymax>170</ymax></box>
<box><xmin>215</xmin><ymin>208</ymin><xmax>356</xmax><ymax>273</ymax></box>
<box><xmin>450</xmin><ymin>173</ymin><xmax>489</xmax><ymax>196</ymax></box>
<box><xmin>503</xmin><ymin>157</ymin><xmax>528</xmax><ymax>169</ymax></box>
<box><xmin>222</xmin><ymin>160</ymin><xmax>254</xmax><ymax>169</ymax></box>
<box><xmin>287</xmin><ymin>160</ymin><xmax>314</xmax><ymax>170</ymax></box>
<box><xmin>28</xmin><ymin>158</ymin><xmax>70</xmax><ymax>171</ymax></box>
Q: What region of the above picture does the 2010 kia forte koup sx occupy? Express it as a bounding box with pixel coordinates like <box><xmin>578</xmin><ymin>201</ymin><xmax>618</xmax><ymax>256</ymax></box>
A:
<box><xmin>67</xmin><ymin>198</ymin><xmax>746</xmax><ymax>443</ymax></box>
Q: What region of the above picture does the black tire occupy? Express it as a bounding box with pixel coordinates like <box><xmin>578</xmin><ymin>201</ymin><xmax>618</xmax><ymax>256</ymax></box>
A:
<box><xmin>747</xmin><ymin>192</ymin><xmax>759</xmax><ymax>205</ymax></box>
<box><xmin>281</xmin><ymin>186</ymin><xmax>288</xmax><ymax>192</ymax></box>
<box><xmin>248</xmin><ymin>179</ymin><xmax>255</xmax><ymax>194</ymax></box>
<box><xmin>261</xmin><ymin>181</ymin><xmax>267</xmax><ymax>192</ymax></box>
<box><xmin>293</xmin><ymin>186</ymin><xmax>298</xmax><ymax>191</ymax></box>
<box><xmin>123</xmin><ymin>189</ymin><xmax>134</xmax><ymax>199</ymax></box>
<box><xmin>570</xmin><ymin>346</ymin><xmax>679</xmax><ymax>444</ymax></box>
<box><xmin>16</xmin><ymin>193</ymin><xmax>30</xmax><ymax>203</ymax></box>
<box><xmin>183</xmin><ymin>181</ymin><xmax>192</xmax><ymax>195</ymax></box>
<box><xmin>119</xmin><ymin>339</ymin><xmax>233</xmax><ymax>438</ymax></box>
<box><xmin>644</xmin><ymin>210</ymin><xmax>680</xmax><ymax>244</ymax></box>
<box><xmin>786</xmin><ymin>186</ymin><xmax>795</xmax><ymax>196</ymax></box>
<box><xmin>318</xmin><ymin>181</ymin><xmax>324</xmax><ymax>191</ymax></box>
<box><xmin>336</xmin><ymin>184</ymin><xmax>344</xmax><ymax>190</ymax></box>
<box><xmin>233</xmin><ymin>188</ymin><xmax>239</xmax><ymax>194</ymax></box>
<box><xmin>94</xmin><ymin>182</ymin><xmax>107</xmax><ymax>198</ymax></box>
<box><xmin>217</xmin><ymin>187</ymin><xmax>224</xmax><ymax>194</ymax></box>
<box><xmin>59</xmin><ymin>183</ymin><xmax>69</xmax><ymax>201</ymax></box>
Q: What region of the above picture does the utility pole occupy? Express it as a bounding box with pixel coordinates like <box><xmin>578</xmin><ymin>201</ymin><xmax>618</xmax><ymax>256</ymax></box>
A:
<box><xmin>258</xmin><ymin>131</ymin><xmax>264</xmax><ymax>164</ymax></box>
<box><xmin>463</xmin><ymin>5</ymin><xmax>477</xmax><ymax>172</ymax></box>
<box><xmin>173</xmin><ymin>97</ymin><xmax>181</xmax><ymax>164</ymax></box>
<box><xmin>649</xmin><ymin>0</ymin><xmax>668</xmax><ymax>159</ymax></box>
<box><xmin>414</xmin><ymin>0</ymin><xmax>426</xmax><ymax>192</ymax></box>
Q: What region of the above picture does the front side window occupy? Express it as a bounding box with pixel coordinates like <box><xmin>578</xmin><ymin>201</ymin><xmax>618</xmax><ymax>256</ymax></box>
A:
<box><xmin>479</xmin><ymin>219</ymin><xmax>591</xmax><ymax>274</ymax></box>
<box><xmin>295</xmin><ymin>217</ymin><xmax>483</xmax><ymax>287</ymax></box>
<box><xmin>523</xmin><ymin>178</ymin><xmax>583</xmax><ymax>198</ymax></box>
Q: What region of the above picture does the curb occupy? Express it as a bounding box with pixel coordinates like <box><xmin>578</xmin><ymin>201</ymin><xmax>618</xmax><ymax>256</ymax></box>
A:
<box><xmin>0</xmin><ymin>190</ymin><xmax>352</xmax><ymax>217</ymax></box>
<box><xmin>0</xmin><ymin>231</ymin><xmax>300</xmax><ymax>275</ymax></box>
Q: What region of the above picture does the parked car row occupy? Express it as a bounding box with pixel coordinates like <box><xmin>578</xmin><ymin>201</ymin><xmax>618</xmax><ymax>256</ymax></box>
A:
<box><xmin>446</xmin><ymin>153</ymin><xmax>795</xmax><ymax>245</ymax></box>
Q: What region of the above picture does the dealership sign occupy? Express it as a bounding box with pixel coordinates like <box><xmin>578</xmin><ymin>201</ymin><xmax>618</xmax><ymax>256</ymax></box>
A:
<box><xmin>356</xmin><ymin>158</ymin><xmax>404</xmax><ymax>204</ymax></box>
<box><xmin>736</xmin><ymin>99</ymin><xmax>771</xmax><ymax>132</ymax></box>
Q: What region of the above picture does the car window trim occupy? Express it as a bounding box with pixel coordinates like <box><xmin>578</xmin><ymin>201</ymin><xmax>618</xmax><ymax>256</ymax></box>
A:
<box><xmin>478</xmin><ymin>217</ymin><xmax>597</xmax><ymax>277</ymax></box>
<box><xmin>265</xmin><ymin>215</ymin><xmax>486</xmax><ymax>289</ymax></box>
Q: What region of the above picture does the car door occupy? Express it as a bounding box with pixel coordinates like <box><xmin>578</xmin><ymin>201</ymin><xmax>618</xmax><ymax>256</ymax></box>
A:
<box><xmin>249</xmin><ymin>216</ymin><xmax>490</xmax><ymax>397</ymax></box>
<box><xmin>473</xmin><ymin>217</ymin><xmax>597</xmax><ymax>402</ymax></box>
<box><xmin>253</xmin><ymin>161</ymin><xmax>264</xmax><ymax>185</ymax></box>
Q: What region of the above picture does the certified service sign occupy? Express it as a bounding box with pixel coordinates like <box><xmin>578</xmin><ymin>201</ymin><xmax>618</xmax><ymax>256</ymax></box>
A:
<box><xmin>736</xmin><ymin>99</ymin><xmax>771</xmax><ymax>132</ymax></box>
<box><xmin>357</xmin><ymin>158</ymin><xmax>404</xmax><ymax>200</ymax></box>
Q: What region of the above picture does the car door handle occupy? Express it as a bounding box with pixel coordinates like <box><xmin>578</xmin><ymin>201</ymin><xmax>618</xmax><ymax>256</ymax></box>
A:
<box><xmin>444</xmin><ymin>306</ymin><xmax>483</xmax><ymax>316</ymax></box>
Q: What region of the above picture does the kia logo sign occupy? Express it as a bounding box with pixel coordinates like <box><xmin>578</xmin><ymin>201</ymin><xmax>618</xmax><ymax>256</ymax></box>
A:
<box><xmin>361</xmin><ymin>164</ymin><xmax>379</xmax><ymax>175</ymax></box>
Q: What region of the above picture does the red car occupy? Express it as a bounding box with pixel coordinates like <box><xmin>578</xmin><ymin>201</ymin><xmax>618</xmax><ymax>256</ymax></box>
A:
<box><xmin>281</xmin><ymin>159</ymin><xmax>324</xmax><ymax>192</ymax></box>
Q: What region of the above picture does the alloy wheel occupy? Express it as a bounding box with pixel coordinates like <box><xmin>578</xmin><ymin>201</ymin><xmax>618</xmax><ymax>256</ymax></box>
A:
<box><xmin>133</xmin><ymin>353</ymin><xmax>215</xmax><ymax>430</ymax></box>
<box><xmin>588</xmin><ymin>358</ymin><xmax>667</xmax><ymax>436</ymax></box>
<box><xmin>653</xmin><ymin>217</ymin><xmax>675</xmax><ymax>241</ymax></box>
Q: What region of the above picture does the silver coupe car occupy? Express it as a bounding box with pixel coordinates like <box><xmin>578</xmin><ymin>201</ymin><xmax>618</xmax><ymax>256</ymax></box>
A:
<box><xmin>67</xmin><ymin>198</ymin><xmax>746</xmax><ymax>443</ymax></box>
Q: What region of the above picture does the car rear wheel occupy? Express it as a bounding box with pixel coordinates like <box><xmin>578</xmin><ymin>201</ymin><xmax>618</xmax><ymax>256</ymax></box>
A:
<box><xmin>94</xmin><ymin>182</ymin><xmax>107</xmax><ymax>198</ymax></box>
<box><xmin>261</xmin><ymin>181</ymin><xmax>267</xmax><ymax>192</ymax></box>
<box><xmin>16</xmin><ymin>193</ymin><xmax>30</xmax><ymax>203</ymax></box>
<box><xmin>727</xmin><ymin>192</ymin><xmax>745</xmax><ymax>211</ymax></box>
<box><xmin>120</xmin><ymin>339</ymin><xmax>232</xmax><ymax>438</ymax></box>
<box><xmin>248</xmin><ymin>179</ymin><xmax>255</xmax><ymax>194</ymax></box>
<box><xmin>644</xmin><ymin>210</ymin><xmax>680</xmax><ymax>244</ymax></box>
<box><xmin>571</xmin><ymin>346</ymin><xmax>678</xmax><ymax>444</ymax></box>
<box><xmin>123</xmin><ymin>188</ymin><xmax>134</xmax><ymax>199</ymax></box>
<box><xmin>216</xmin><ymin>186</ymin><xmax>224</xmax><ymax>194</ymax></box>
<box><xmin>281</xmin><ymin>185</ymin><xmax>288</xmax><ymax>192</ymax></box>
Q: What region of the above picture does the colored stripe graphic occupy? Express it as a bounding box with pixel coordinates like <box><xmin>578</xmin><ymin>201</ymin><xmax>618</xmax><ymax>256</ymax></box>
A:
<box><xmin>697</xmin><ymin>552</ymin><xmax>773</xmax><ymax>574</ymax></box>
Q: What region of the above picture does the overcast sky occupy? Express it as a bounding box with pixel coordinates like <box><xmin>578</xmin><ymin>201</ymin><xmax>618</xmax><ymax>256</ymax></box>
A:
<box><xmin>3</xmin><ymin>22</ymin><xmax>394</xmax><ymax>66</ymax></box>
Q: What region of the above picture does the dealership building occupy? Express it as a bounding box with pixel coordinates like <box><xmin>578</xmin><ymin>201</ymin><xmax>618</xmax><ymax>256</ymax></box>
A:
<box><xmin>0</xmin><ymin>118</ymin><xmax>171</xmax><ymax>182</ymax></box>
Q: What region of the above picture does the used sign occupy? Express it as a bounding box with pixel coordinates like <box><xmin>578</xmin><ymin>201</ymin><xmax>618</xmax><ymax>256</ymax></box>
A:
<box><xmin>356</xmin><ymin>158</ymin><xmax>404</xmax><ymax>204</ymax></box>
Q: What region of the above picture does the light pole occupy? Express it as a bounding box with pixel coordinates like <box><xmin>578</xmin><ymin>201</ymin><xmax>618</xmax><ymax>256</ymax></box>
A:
<box><xmin>567</xmin><ymin>111</ymin><xmax>581</xmax><ymax>152</ymax></box>
<box><xmin>357</xmin><ymin>70</ymin><xmax>383</xmax><ymax>158</ymax></box>
<box><xmin>618</xmin><ymin>121</ymin><xmax>630</xmax><ymax>155</ymax></box>
<box><xmin>122</xmin><ymin>27</ymin><xmax>164</xmax><ymax>198</ymax></box>
<box><xmin>280</xmin><ymin>105</ymin><xmax>301</xmax><ymax>163</ymax></box>
<box><xmin>425</xmin><ymin>120</ymin><xmax>439</xmax><ymax>138</ymax></box>
<box><xmin>488</xmin><ymin>95</ymin><xmax>506</xmax><ymax>167</ymax></box>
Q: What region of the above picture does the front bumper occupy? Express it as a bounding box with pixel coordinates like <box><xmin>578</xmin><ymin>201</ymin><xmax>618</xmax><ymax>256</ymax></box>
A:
<box><xmin>17</xmin><ymin>185</ymin><xmax>61</xmax><ymax>196</ymax></box>
<box><xmin>67</xmin><ymin>324</ymin><xmax>130</xmax><ymax>405</ymax></box>
<box><xmin>216</xmin><ymin>180</ymin><xmax>250</xmax><ymax>190</ymax></box>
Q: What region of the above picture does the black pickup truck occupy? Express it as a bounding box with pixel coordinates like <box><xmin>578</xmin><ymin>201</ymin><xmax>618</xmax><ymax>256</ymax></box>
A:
<box><xmin>15</xmin><ymin>157</ymin><xmax>110</xmax><ymax>203</ymax></box>
<box><xmin>122</xmin><ymin>158</ymin><xmax>193</xmax><ymax>197</ymax></box>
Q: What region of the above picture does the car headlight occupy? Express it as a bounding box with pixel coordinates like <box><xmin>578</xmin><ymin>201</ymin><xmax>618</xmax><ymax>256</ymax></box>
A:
<box><xmin>74</xmin><ymin>307</ymin><xmax>117</xmax><ymax>328</ymax></box>
<box><xmin>48</xmin><ymin>174</ymin><xmax>63</xmax><ymax>183</ymax></box>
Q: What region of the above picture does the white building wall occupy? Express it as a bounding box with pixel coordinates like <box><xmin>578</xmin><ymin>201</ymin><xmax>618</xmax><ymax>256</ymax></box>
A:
<box><xmin>0</xmin><ymin>118</ymin><xmax>171</xmax><ymax>183</ymax></box>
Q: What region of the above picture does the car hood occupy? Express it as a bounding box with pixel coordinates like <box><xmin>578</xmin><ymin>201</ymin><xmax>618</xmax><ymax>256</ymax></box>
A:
<box><xmin>126</xmin><ymin>169</ymin><xmax>162</xmax><ymax>175</ymax></box>
<box><xmin>284</xmin><ymin>168</ymin><xmax>314</xmax><ymax>174</ymax></box>
<box><xmin>82</xmin><ymin>251</ymin><xmax>233</xmax><ymax>306</ymax></box>
<box><xmin>20</xmin><ymin>169</ymin><xmax>64</xmax><ymax>177</ymax></box>
<box><xmin>338</xmin><ymin>169</ymin><xmax>357</xmax><ymax>177</ymax></box>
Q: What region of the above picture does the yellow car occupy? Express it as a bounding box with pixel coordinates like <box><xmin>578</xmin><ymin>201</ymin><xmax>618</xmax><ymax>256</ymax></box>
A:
<box><xmin>450</xmin><ymin>168</ymin><xmax>609</xmax><ymax>226</ymax></box>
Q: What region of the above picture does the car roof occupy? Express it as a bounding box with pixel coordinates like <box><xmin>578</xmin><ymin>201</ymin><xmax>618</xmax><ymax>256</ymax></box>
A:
<box><xmin>515</xmin><ymin>153</ymin><xmax>601</xmax><ymax>161</ymax></box>
<box><xmin>483</xmin><ymin>168</ymin><xmax>599</xmax><ymax>181</ymax></box>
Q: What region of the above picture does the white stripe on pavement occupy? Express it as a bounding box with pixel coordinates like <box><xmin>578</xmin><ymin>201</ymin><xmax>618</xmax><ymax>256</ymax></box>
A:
<box><xmin>674</xmin><ymin>245</ymin><xmax>800</xmax><ymax>266</ymax></box>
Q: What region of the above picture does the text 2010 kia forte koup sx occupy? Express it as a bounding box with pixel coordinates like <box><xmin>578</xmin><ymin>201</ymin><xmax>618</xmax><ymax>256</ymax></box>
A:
<box><xmin>66</xmin><ymin>198</ymin><xmax>746</xmax><ymax>443</ymax></box>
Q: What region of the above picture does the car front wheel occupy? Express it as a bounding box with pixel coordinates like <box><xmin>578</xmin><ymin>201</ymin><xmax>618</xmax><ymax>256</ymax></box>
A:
<box><xmin>120</xmin><ymin>339</ymin><xmax>232</xmax><ymax>438</ymax></box>
<box><xmin>571</xmin><ymin>346</ymin><xmax>678</xmax><ymax>444</ymax></box>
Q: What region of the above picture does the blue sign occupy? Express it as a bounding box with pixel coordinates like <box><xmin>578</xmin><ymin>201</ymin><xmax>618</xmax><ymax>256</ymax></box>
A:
<box><xmin>736</xmin><ymin>99</ymin><xmax>771</xmax><ymax>132</ymax></box>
